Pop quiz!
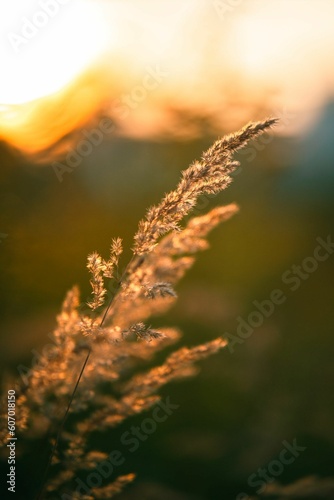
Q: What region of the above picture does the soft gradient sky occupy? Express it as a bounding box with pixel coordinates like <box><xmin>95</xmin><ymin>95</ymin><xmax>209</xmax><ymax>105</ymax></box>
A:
<box><xmin>1</xmin><ymin>0</ymin><xmax>334</xmax><ymax>154</ymax></box>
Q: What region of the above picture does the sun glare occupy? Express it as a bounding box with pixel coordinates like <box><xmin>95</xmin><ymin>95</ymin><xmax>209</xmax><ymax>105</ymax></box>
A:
<box><xmin>0</xmin><ymin>0</ymin><xmax>111</xmax><ymax>105</ymax></box>
<box><xmin>0</xmin><ymin>0</ymin><xmax>118</xmax><ymax>155</ymax></box>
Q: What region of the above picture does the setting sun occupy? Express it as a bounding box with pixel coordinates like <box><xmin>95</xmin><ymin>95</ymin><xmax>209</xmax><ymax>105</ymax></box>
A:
<box><xmin>0</xmin><ymin>0</ymin><xmax>111</xmax><ymax>105</ymax></box>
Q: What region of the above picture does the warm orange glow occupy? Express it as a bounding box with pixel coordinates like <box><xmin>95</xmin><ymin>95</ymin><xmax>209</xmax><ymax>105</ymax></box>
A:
<box><xmin>0</xmin><ymin>71</ymin><xmax>112</xmax><ymax>157</ymax></box>
<box><xmin>0</xmin><ymin>0</ymin><xmax>117</xmax><ymax>156</ymax></box>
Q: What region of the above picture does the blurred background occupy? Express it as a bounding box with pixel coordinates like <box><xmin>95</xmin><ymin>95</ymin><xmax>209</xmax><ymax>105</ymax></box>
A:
<box><xmin>1</xmin><ymin>0</ymin><xmax>334</xmax><ymax>498</ymax></box>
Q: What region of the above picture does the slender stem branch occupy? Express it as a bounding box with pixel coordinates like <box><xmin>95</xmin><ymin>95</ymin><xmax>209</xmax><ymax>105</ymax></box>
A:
<box><xmin>36</xmin><ymin>348</ymin><xmax>91</xmax><ymax>500</ymax></box>
<box><xmin>37</xmin><ymin>253</ymin><xmax>144</xmax><ymax>499</ymax></box>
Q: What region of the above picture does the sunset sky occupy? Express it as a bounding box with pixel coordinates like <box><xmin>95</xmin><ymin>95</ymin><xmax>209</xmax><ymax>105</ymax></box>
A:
<box><xmin>1</xmin><ymin>0</ymin><xmax>334</xmax><ymax>154</ymax></box>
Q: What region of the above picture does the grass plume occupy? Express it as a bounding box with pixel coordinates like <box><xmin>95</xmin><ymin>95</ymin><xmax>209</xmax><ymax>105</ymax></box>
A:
<box><xmin>0</xmin><ymin>118</ymin><xmax>277</xmax><ymax>499</ymax></box>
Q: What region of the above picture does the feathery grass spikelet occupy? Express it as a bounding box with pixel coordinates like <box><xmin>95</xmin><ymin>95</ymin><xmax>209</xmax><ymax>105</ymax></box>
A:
<box><xmin>0</xmin><ymin>118</ymin><xmax>277</xmax><ymax>498</ymax></box>
<box><xmin>133</xmin><ymin>119</ymin><xmax>277</xmax><ymax>255</ymax></box>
